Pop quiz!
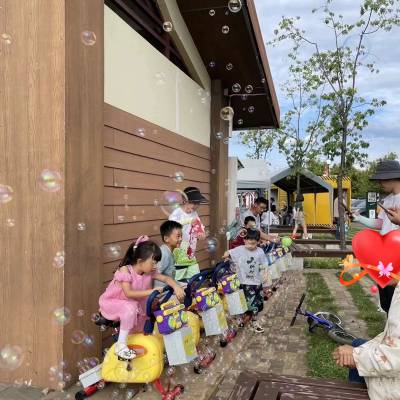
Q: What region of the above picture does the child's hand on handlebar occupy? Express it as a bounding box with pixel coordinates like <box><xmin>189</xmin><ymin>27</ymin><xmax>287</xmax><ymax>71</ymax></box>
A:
<box><xmin>154</xmin><ymin>286</ymin><xmax>164</xmax><ymax>293</ymax></box>
<box><xmin>174</xmin><ymin>286</ymin><xmax>186</xmax><ymax>302</ymax></box>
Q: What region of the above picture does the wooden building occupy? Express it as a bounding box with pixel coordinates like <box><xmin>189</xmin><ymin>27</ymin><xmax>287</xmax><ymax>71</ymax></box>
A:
<box><xmin>0</xmin><ymin>0</ymin><xmax>279</xmax><ymax>388</ymax></box>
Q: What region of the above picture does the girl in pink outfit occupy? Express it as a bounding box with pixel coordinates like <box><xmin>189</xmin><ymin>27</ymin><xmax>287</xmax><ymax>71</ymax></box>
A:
<box><xmin>99</xmin><ymin>236</ymin><xmax>185</xmax><ymax>360</ymax></box>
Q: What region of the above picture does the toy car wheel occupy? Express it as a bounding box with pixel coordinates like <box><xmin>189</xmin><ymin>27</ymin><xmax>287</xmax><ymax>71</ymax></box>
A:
<box><xmin>75</xmin><ymin>390</ymin><xmax>87</xmax><ymax>400</ymax></box>
<box><xmin>176</xmin><ymin>384</ymin><xmax>184</xmax><ymax>394</ymax></box>
<box><xmin>219</xmin><ymin>339</ymin><xmax>228</xmax><ymax>347</ymax></box>
<box><xmin>193</xmin><ymin>365</ymin><xmax>203</xmax><ymax>374</ymax></box>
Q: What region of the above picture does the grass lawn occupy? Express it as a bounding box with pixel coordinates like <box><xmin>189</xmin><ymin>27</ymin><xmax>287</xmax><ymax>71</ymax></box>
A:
<box><xmin>342</xmin><ymin>274</ymin><xmax>386</xmax><ymax>338</ymax></box>
<box><xmin>304</xmin><ymin>257</ymin><xmax>342</xmax><ymax>269</ymax></box>
<box><xmin>305</xmin><ymin>273</ymin><xmax>348</xmax><ymax>380</ymax></box>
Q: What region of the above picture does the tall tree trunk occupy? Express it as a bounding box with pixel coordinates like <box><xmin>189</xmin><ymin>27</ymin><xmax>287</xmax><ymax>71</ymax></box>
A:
<box><xmin>296</xmin><ymin>172</ymin><xmax>301</xmax><ymax>195</ymax></box>
<box><xmin>338</xmin><ymin>127</ymin><xmax>347</xmax><ymax>250</ymax></box>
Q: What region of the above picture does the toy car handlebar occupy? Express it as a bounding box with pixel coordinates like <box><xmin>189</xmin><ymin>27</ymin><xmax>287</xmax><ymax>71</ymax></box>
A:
<box><xmin>146</xmin><ymin>285</ymin><xmax>174</xmax><ymax>318</ymax></box>
<box><xmin>211</xmin><ymin>261</ymin><xmax>232</xmax><ymax>287</ymax></box>
<box><xmin>184</xmin><ymin>268</ymin><xmax>214</xmax><ymax>308</ymax></box>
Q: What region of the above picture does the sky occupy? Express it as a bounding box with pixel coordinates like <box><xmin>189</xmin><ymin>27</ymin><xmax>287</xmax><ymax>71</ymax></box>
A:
<box><xmin>229</xmin><ymin>0</ymin><xmax>400</xmax><ymax>170</ymax></box>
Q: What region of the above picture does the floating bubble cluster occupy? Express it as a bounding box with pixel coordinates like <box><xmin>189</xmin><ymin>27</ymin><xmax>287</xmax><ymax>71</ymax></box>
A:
<box><xmin>0</xmin><ymin>184</ymin><xmax>13</xmax><ymax>204</ymax></box>
<box><xmin>39</xmin><ymin>169</ymin><xmax>62</xmax><ymax>192</ymax></box>
<box><xmin>77</xmin><ymin>222</ymin><xmax>86</xmax><ymax>231</ymax></box>
<box><xmin>248</xmin><ymin>106</ymin><xmax>255</xmax><ymax>113</ymax></box>
<box><xmin>53</xmin><ymin>307</ymin><xmax>71</xmax><ymax>326</ymax></box>
<box><xmin>226</xmin><ymin>63</ymin><xmax>233</xmax><ymax>71</ymax></box>
<box><xmin>220</xmin><ymin>106</ymin><xmax>234</xmax><ymax>121</ymax></box>
<box><xmin>206</xmin><ymin>237</ymin><xmax>218</xmax><ymax>253</ymax></box>
<box><xmin>137</xmin><ymin>128</ymin><xmax>145</xmax><ymax>137</ymax></box>
<box><xmin>53</xmin><ymin>251</ymin><xmax>65</xmax><ymax>269</ymax></box>
<box><xmin>245</xmin><ymin>85</ymin><xmax>254</xmax><ymax>93</ymax></box>
<box><xmin>81</xmin><ymin>31</ymin><xmax>96</xmax><ymax>46</ymax></box>
<box><xmin>232</xmin><ymin>83</ymin><xmax>241</xmax><ymax>93</ymax></box>
<box><xmin>160</xmin><ymin>191</ymin><xmax>183</xmax><ymax>216</ymax></box>
<box><xmin>228</xmin><ymin>0</ymin><xmax>242</xmax><ymax>13</ymax></box>
<box><xmin>215</xmin><ymin>132</ymin><xmax>224</xmax><ymax>140</ymax></box>
<box><xmin>209</xmin><ymin>9</ymin><xmax>216</xmax><ymax>16</ymax></box>
<box><xmin>163</xmin><ymin>21</ymin><xmax>173</xmax><ymax>32</ymax></box>
<box><xmin>105</xmin><ymin>244</ymin><xmax>122</xmax><ymax>259</ymax></box>
<box><xmin>0</xmin><ymin>345</ymin><xmax>24</xmax><ymax>371</ymax></box>
<box><xmin>209</xmin><ymin>61</ymin><xmax>216</xmax><ymax>68</ymax></box>
<box><xmin>238</xmin><ymin>119</ymin><xmax>243</xmax><ymax>125</ymax></box>
<box><xmin>221</xmin><ymin>25</ymin><xmax>230</xmax><ymax>34</ymax></box>
<box><xmin>1</xmin><ymin>33</ymin><xmax>12</xmax><ymax>45</ymax></box>
<box><xmin>173</xmin><ymin>171</ymin><xmax>184</xmax><ymax>183</ymax></box>
<box><xmin>71</xmin><ymin>330</ymin><xmax>86</xmax><ymax>345</ymax></box>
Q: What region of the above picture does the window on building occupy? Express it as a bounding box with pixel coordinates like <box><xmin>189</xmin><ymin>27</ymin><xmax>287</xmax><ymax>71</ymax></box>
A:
<box><xmin>105</xmin><ymin>0</ymin><xmax>190</xmax><ymax>76</ymax></box>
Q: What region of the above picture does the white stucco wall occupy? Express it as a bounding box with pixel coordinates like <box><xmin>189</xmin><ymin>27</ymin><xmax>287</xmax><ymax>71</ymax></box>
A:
<box><xmin>104</xmin><ymin>5</ymin><xmax>211</xmax><ymax>147</ymax></box>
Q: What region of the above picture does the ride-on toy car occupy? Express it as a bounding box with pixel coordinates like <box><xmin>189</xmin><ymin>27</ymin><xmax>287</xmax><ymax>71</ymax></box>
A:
<box><xmin>75</xmin><ymin>286</ymin><xmax>186</xmax><ymax>400</ymax></box>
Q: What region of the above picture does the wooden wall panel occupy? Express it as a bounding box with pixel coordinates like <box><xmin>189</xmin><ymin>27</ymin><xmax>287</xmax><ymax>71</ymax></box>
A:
<box><xmin>102</xmin><ymin>104</ymin><xmax>212</xmax><ymax>347</ymax></box>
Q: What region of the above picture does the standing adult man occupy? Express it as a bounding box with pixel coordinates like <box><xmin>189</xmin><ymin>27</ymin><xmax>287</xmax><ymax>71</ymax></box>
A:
<box><xmin>240</xmin><ymin>197</ymin><xmax>277</xmax><ymax>241</ymax></box>
<box><xmin>353</xmin><ymin>160</ymin><xmax>400</xmax><ymax>313</ymax></box>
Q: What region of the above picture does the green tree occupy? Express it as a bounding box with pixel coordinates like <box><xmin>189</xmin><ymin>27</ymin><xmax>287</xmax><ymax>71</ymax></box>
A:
<box><xmin>238</xmin><ymin>129</ymin><xmax>276</xmax><ymax>159</ymax></box>
<box><xmin>276</xmin><ymin>61</ymin><xmax>327</xmax><ymax>194</ymax></box>
<box><xmin>270</xmin><ymin>0</ymin><xmax>400</xmax><ymax>248</ymax></box>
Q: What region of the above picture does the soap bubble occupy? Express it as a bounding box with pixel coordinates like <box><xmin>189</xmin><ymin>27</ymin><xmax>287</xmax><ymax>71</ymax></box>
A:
<box><xmin>53</xmin><ymin>251</ymin><xmax>65</xmax><ymax>269</ymax></box>
<box><xmin>71</xmin><ymin>330</ymin><xmax>85</xmax><ymax>345</ymax></box>
<box><xmin>232</xmin><ymin>83</ymin><xmax>241</xmax><ymax>93</ymax></box>
<box><xmin>77</xmin><ymin>222</ymin><xmax>86</xmax><ymax>231</ymax></box>
<box><xmin>222</xmin><ymin>26</ymin><xmax>230</xmax><ymax>34</ymax></box>
<box><xmin>248</xmin><ymin>106</ymin><xmax>255</xmax><ymax>113</ymax></box>
<box><xmin>245</xmin><ymin>85</ymin><xmax>253</xmax><ymax>94</ymax></box>
<box><xmin>241</xmin><ymin>94</ymin><xmax>248</xmax><ymax>101</ymax></box>
<box><xmin>81</xmin><ymin>31</ymin><xmax>96</xmax><ymax>46</ymax></box>
<box><xmin>209</xmin><ymin>61</ymin><xmax>216</xmax><ymax>68</ymax></box>
<box><xmin>215</xmin><ymin>132</ymin><xmax>224</xmax><ymax>140</ymax></box>
<box><xmin>77</xmin><ymin>309</ymin><xmax>85</xmax><ymax>317</ymax></box>
<box><xmin>166</xmin><ymin>366</ymin><xmax>176</xmax><ymax>377</ymax></box>
<box><xmin>160</xmin><ymin>191</ymin><xmax>185</xmax><ymax>216</ymax></box>
<box><xmin>104</xmin><ymin>244</ymin><xmax>122</xmax><ymax>259</ymax></box>
<box><xmin>117</xmin><ymin>215</ymin><xmax>125</xmax><ymax>222</ymax></box>
<box><xmin>237</xmin><ymin>119</ymin><xmax>243</xmax><ymax>125</ymax></box>
<box><xmin>220</xmin><ymin>106</ymin><xmax>234</xmax><ymax>121</ymax></box>
<box><xmin>155</xmin><ymin>72</ymin><xmax>166</xmax><ymax>85</ymax></box>
<box><xmin>53</xmin><ymin>307</ymin><xmax>71</xmax><ymax>326</ymax></box>
<box><xmin>163</xmin><ymin>21</ymin><xmax>173</xmax><ymax>32</ymax></box>
<box><xmin>39</xmin><ymin>169</ymin><xmax>62</xmax><ymax>192</ymax></box>
<box><xmin>226</xmin><ymin>63</ymin><xmax>233</xmax><ymax>71</ymax></box>
<box><xmin>223</xmin><ymin>137</ymin><xmax>229</xmax><ymax>145</ymax></box>
<box><xmin>173</xmin><ymin>171</ymin><xmax>184</xmax><ymax>183</ymax></box>
<box><xmin>261</xmin><ymin>78</ymin><xmax>266</xmax><ymax>83</ymax></box>
<box><xmin>211</xmin><ymin>169</ymin><xmax>216</xmax><ymax>174</ymax></box>
<box><xmin>0</xmin><ymin>184</ymin><xmax>13</xmax><ymax>203</ymax></box>
<box><xmin>1</xmin><ymin>33</ymin><xmax>12</xmax><ymax>45</ymax></box>
<box><xmin>0</xmin><ymin>345</ymin><xmax>24</xmax><ymax>371</ymax></box>
<box><xmin>137</xmin><ymin>128</ymin><xmax>145</xmax><ymax>137</ymax></box>
<box><xmin>82</xmin><ymin>335</ymin><xmax>95</xmax><ymax>347</ymax></box>
<box><xmin>209</xmin><ymin>9</ymin><xmax>216</xmax><ymax>16</ymax></box>
<box><xmin>228</xmin><ymin>0</ymin><xmax>242</xmax><ymax>13</ymax></box>
<box><xmin>6</xmin><ymin>218</ymin><xmax>15</xmax><ymax>227</ymax></box>
<box><xmin>206</xmin><ymin>237</ymin><xmax>218</xmax><ymax>253</ymax></box>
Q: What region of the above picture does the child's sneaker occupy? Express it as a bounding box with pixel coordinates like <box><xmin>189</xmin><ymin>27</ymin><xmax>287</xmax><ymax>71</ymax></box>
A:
<box><xmin>250</xmin><ymin>321</ymin><xmax>264</xmax><ymax>333</ymax></box>
<box><xmin>115</xmin><ymin>343</ymin><xmax>136</xmax><ymax>360</ymax></box>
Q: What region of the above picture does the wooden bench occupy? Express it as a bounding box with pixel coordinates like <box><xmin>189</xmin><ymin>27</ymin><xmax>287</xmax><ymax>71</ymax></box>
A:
<box><xmin>291</xmin><ymin>249</ymin><xmax>353</xmax><ymax>258</ymax></box>
<box><xmin>217</xmin><ymin>371</ymin><xmax>369</xmax><ymax>400</ymax></box>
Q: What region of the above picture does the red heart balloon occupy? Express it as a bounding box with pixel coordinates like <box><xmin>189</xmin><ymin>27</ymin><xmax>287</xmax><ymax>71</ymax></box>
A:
<box><xmin>352</xmin><ymin>229</ymin><xmax>400</xmax><ymax>288</ymax></box>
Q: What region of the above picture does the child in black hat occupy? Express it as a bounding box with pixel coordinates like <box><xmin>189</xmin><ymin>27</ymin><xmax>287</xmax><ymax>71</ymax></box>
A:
<box><xmin>169</xmin><ymin>187</ymin><xmax>208</xmax><ymax>281</ymax></box>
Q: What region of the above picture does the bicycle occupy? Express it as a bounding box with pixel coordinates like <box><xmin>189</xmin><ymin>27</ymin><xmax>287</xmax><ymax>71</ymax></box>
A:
<box><xmin>290</xmin><ymin>293</ymin><xmax>358</xmax><ymax>345</ymax></box>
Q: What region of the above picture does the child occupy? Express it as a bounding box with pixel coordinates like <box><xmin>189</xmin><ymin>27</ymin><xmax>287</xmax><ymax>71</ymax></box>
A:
<box><xmin>99</xmin><ymin>236</ymin><xmax>185</xmax><ymax>360</ymax></box>
<box><xmin>169</xmin><ymin>187</ymin><xmax>208</xmax><ymax>280</ymax></box>
<box><xmin>223</xmin><ymin>229</ymin><xmax>267</xmax><ymax>333</ymax></box>
<box><xmin>153</xmin><ymin>220</ymin><xmax>183</xmax><ymax>288</ymax></box>
<box><xmin>292</xmin><ymin>193</ymin><xmax>309</xmax><ymax>239</ymax></box>
<box><xmin>229</xmin><ymin>215</ymin><xmax>257</xmax><ymax>249</ymax></box>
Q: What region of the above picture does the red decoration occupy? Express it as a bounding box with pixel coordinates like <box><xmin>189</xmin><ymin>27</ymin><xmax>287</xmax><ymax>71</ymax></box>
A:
<box><xmin>370</xmin><ymin>285</ymin><xmax>378</xmax><ymax>294</ymax></box>
<box><xmin>352</xmin><ymin>229</ymin><xmax>400</xmax><ymax>288</ymax></box>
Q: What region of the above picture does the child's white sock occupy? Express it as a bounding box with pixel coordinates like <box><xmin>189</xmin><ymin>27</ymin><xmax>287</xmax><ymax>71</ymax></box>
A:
<box><xmin>117</xmin><ymin>329</ymin><xmax>129</xmax><ymax>346</ymax></box>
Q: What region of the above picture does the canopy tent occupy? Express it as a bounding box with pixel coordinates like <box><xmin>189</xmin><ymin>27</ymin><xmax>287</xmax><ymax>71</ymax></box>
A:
<box><xmin>270</xmin><ymin>168</ymin><xmax>332</xmax><ymax>194</ymax></box>
<box><xmin>237</xmin><ymin>159</ymin><xmax>271</xmax><ymax>190</ymax></box>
